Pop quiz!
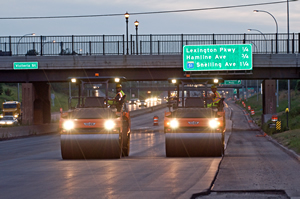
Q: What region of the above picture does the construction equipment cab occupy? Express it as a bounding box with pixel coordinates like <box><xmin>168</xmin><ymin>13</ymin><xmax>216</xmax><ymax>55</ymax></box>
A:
<box><xmin>164</xmin><ymin>78</ymin><xmax>226</xmax><ymax>157</ymax></box>
<box><xmin>59</xmin><ymin>76</ymin><xmax>131</xmax><ymax>159</ymax></box>
<box><xmin>1</xmin><ymin>101</ymin><xmax>22</xmax><ymax>123</ymax></box>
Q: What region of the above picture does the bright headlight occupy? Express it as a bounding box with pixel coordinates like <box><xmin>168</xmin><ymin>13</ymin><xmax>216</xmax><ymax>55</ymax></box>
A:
<box><xmin>0</xmin><ymin>121</ymin><xmax>5</xmax><ymax>124</ymax></box>
<box><xmin>63</xmin><ymin>120</ymin><xmax>74</xmax><ymax>130</ymax></box>
<box><xmin>209</xmin><ymin>119</ymin><xmax>220</xmax><ymax>128</ymax></box>
<box><xmin>14</xmin><ymin>114</ymin><xmax>18</xmax><ymax>118</ymax></box>
<box><xmin>105</xmin><ymin>120</ymin><xmax>115</xmax><ymax>130</ymax></box>
<box><xmin>170</xmin><ymin>119</ymin><xmax>179</xmax><ymax>128</ymax></box>
<box><xmin>6</xmin><ymin>121</ymin><xmax>13</xmax><ymax>125</ymax></box>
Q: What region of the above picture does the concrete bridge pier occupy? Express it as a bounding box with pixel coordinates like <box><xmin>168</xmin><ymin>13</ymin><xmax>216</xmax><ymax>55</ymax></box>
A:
<box><xmin>22</xmin><ymin>83</ymin><xmax>51</xmax><ymax>125</ymax></box>
<box><xmin>261</xmin><ymin>80</ymin><xmax>277</xmax><ymax>123</ymax></box>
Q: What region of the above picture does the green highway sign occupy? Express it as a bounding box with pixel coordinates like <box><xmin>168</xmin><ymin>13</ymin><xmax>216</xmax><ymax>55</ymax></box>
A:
<box><xmin>183</xmin><ymin>44</ymin><xmax>252</xmax><ymax>71</ymax></box>
<box><xmin>224</xmin><ymin>80</ymin><xmax>241</xmax><ymax>85</ymax></box>
<box><xmin>233</xmin><ymin>89</ymin><xmax>237</xmax><ymax>94</ymax></box>
<box><xmin>13</xmin><ymin>62</ymin><xmax>38</xmax><ymax>70</ymax></box>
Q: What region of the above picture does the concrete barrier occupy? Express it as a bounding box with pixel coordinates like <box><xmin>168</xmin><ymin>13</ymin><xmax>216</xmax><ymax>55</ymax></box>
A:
<box><xmin>0</xmin><ymin>123</ymin><xmax>58</xmax><ymax>140</ymax></box>
<box><xmin>0</xmin><ymin>103</ymin><xmax>168</xmax><ymax>140</ymax></box>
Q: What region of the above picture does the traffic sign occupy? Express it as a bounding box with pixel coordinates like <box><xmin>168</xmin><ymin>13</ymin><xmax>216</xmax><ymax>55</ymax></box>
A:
<box><xmin>13</xmin><ymin>62</ymin><xmax>38</xmax><ymax>69</ymax></box>
<box><xmin>183</xmin><ymin>44</ymin><xmax>252</xmax><ymax>71</ymax></box>
<box><xmin>224</xmin><ymin>80</ymin><xmax>241</xmax><ymax>85</ymax></box>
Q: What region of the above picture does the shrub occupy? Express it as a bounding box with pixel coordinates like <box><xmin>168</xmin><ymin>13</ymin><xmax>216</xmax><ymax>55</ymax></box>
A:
<box><xmin>4</xmin><ymin>88</ymin><xmax>12</xmax><ymax>96</ymax></box>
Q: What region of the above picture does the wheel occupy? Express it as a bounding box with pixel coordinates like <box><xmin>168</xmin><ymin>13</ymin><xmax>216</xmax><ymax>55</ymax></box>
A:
<box><xmin>122</xmin><ymin>118</ymin><xmax>130</xmax><ymax>157</ymax></box>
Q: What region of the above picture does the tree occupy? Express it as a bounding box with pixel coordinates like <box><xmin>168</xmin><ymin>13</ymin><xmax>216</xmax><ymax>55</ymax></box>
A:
<box><xmin>296</xmin><ymin>80</ymin><xmax>300</xmax><ymax>91</ymax></box>
<box><xmin>4</xmin><ymin>88</ymin><xmax>12</xmax><ymax>96</ymax></box>
<box><xmin>0</xmin><ymin>84</ymin><xmax>3</xmax><ymax>95</ymax></box>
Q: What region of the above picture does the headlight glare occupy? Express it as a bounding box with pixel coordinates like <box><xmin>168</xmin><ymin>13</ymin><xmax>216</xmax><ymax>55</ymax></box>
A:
<box><xmin>63</xmin><ymin>120</ymin><xmax>74</xmax><ymax>130</ymax></box>
<box><xmin>105</xmin><ymin>120</ymin><xmax>115</xmax><ymax>130</ymax></box>
<box><xmin>209</xmin><ymin>119</ymin><xmax>220</xmax><ymax>128</ymax></box>
<box><xmin>170</xmin><ymin>119</ymin><xmax>179</xmax><ymax>128</ymax></box>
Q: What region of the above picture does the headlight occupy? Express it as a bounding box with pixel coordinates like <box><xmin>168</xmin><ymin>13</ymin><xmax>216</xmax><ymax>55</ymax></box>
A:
<box><xmin>209</xmin><ymin>119</ymin><xmax>220</xmax><ymax>129</ymax></box>
<box><xmin>0</xmin><ymin>121</ymin><xmax>5</xmax><ymax>124</ymax></box>
<box><xmin>6</xmin><ymin>121</ymin><xmax>13</xmax><ymax>125</ymax></box>
<box><xmin>14</xmin><ymin>114</ymin><xmax>18</xmax><ymax>118</ymax></box>
<box><xmin>104</xmin><ymin>120</ymin><xmax>115</xmax><ymax>130</ymax></box>
<box><xmin>63</xmin><ymin>120</ymin><xmax>74</xmax><ymax>130</ymax></box>
<box><xmin>170</xmin><ymin>119</ymin><xmax>179</xmax><ymax>128</ymax></box>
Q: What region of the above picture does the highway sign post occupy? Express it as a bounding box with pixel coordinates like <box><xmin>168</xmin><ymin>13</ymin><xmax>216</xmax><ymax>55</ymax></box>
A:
<box><xmin>183</xmin><ymin>44</ymin><xmax>252</xmax><ymax>71</ymax></box>
<box><xmin>13</xmin><ymin>62</ymin><xmax>38</xmax><ymax>69</ymax></box>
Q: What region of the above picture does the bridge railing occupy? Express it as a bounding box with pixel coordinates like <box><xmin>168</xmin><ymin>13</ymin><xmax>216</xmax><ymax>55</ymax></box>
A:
<box><xmin>0</xmin><ymin>33</ymin><xmax>299</xmax><ymax>56</ymax></box>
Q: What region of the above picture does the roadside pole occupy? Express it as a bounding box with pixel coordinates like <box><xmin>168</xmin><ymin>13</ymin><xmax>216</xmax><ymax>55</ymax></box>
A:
<box><xmin>285</xmin><ymin>108</ymin><xmax>289</xmax><ymax>130</ymax></box>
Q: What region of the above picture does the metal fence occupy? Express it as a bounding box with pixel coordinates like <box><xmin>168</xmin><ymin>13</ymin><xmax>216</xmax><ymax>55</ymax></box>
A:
<box><xmin>0</xmin><ymin>33</ymin><xmax>299</xmax><ymax>56</ymax></box>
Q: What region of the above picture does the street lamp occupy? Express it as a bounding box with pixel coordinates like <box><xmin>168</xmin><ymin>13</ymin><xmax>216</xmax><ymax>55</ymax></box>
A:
<box><xmin>124</xmin><ymin>12</ymin><xmax>129</xmax><ymax>55</ymax></box>
<box><xmin>287</xmin><ymin>0</ymin><xmax>298</xmax><ymax>53</ymax></box>
<box><xmin>248</xmin><ymin>29</ymin><xmax>267</xmax><ymax>53</ymax></box>
<box><xmin>42</xmin><ymin>40</ymin><xmax>55</xmax><ymax>47</ymax></box>
<box><xmin>17</xmin><ymin>33</ymin><xmax>35</xmax><ymax>55</ymax></box>
<box><xmin>253</xmin><ymin>10</ymin><xmax>278</xmax><ymax>53</ymax></box>
<box><xmin>41</xmin><ymin>40</ymin><xmax>55</xmax><ymax>56</ymax></box>
<box><xmin>253</xmin><ymin>9</ymin><xmax>279</xmax><ymax>107</ymax></box>
<box><xmin>134</xmin><ymin>20</ymin><xmax>139</xmax><ymax>55</ymax></box>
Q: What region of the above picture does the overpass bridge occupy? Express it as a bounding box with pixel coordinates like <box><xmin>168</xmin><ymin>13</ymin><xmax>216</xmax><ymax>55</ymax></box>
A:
<box><xmin>0</xmin><ymin>33</ymin><xmax>298</xmax><ymax>125</ymax></box>
<box><xmin>0</xmin><ymin>54</ymin><xmax>299</xmax><ymax>82</ymax></box>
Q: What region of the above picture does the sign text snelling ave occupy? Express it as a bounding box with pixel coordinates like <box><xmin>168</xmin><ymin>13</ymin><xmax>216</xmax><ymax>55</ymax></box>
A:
<box><xmin>183</xmin><ymin>44</ymin><xmax>252</xmax><ymax>71</ymax></box>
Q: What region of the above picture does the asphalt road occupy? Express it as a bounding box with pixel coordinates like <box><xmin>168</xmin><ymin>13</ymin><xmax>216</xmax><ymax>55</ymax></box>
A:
<box><xmin>0</xmin><ymin>106</ymin><xmax>228</xmax><ymax>199</ymax></box>
<box><xmin>2</xmin><ymin>100</ymin><xmax>299</xmax><ymax>199</ymax></box>
<box><xmin>199</xmin><ymin>101</ymin><xmax>300</xmax><ymax>199</ymax></box>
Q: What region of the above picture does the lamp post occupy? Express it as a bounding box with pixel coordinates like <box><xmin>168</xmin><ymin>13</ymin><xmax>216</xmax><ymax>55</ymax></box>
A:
<box><xmin>134</xmin><ymin>20</ymin><xmax>139</xmax><ymax>55</ymax></box>
<box><xmin>248</xmin><ymin>29</ymin><xmax>267</xmax><ymax>53</ymax></box>
<box><xmin>287</xmin><ymin>0</ymin><xmax>290</xmax><ymax>53</ymax></box>
<box><xmin>253</xmin><ymin>10</ymin><xmax>279</xmax><ymax>107</ymax></box>
<box><xmin>42</xmin><ymin>40</ymin><xmax>55</xmax><ymax>47</ymax></box>
<box><xmin>17</xmin><ymin>33</ymin><xmax>35</xmax><ymax>55</ymax></box>
<box><xmin>41</xmin><ymin>40</ymin><xmax>55</xmax><ymax>55</ymax></box>
<box><xmin>253</xmin><ymin>10</ymin><xmax>278</xmax><ymax>53</ymax></box>
<box><xmin>124</xmin><ymin>12</ymin><xmax>129</xmax><ymax>55</ymax></box>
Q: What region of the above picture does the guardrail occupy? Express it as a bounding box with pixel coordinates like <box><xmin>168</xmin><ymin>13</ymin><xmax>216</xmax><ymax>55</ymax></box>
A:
<box><xmin>0</xmin><ymin>33</ymin><xmax>299</xmax><ymax>56</ymax></box>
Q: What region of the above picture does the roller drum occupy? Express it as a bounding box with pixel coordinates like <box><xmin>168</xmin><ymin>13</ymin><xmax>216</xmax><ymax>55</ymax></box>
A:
<box><xmin>61</xmin><ymin>134</ymin><xmax>121</xmax><ymax>159</ymax></box>
<box><xmin>165</xmin><ymin>133</ymin><xmax>223</xmax><ymax>157</ymax></box>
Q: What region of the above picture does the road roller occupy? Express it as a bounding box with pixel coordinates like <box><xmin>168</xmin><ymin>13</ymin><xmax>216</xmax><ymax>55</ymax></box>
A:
<box><xmin>164</xmin><ymin>78</ymin><xmax>225</xmax><ymax>157</ymax></box>
<box><xmin>59</xmin><ymin>76</ymin><xmax>131</xmax><ymax>159</ymax></box>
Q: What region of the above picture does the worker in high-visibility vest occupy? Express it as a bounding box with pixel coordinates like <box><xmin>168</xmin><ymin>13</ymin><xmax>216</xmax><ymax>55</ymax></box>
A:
<box><xmin>108</xmin><ymin>83</ymin><xmax>126</xmax><ymax>110</ymax></box>
<box><xmin>207</xmin><ymin>85</ymin><xmax>221</xmax><ymax>108</ymax></box>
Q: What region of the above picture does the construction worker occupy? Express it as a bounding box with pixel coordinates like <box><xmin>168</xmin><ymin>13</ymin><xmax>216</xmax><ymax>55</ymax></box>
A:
<box><xmin>207</xmin><ymin>85</ymin><xmax>221</xmax><ymax>108</ymax></box>
<box><xmin>108</xmin><ymin>83</ymin><xmax>126</xmax><ymax>111</ymax></box>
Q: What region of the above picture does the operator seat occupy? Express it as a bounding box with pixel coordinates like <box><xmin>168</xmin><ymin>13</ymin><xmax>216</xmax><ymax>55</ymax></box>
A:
<box><xmin>185</xmin><ymin>97</ymin><xmax>205</xmax><ymax>108</ymax></box>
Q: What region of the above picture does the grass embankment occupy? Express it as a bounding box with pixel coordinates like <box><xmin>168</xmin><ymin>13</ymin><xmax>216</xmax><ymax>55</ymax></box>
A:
<box><xmin>0</xmin><ymin>85</ymin><xmax>22</xmax><ymax>106</ymax></box>
<box><xmin>235</xmin><ymin>90</ymin><xmax>300</xmax><ymax>155</ymax></box>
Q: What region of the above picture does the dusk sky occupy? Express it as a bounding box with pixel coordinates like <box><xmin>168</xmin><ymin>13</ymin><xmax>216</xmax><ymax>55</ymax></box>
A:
<box><xmin>0</xmin><ymin>0</ymin><xmax>299</xmax><ymax>36</ymax></box>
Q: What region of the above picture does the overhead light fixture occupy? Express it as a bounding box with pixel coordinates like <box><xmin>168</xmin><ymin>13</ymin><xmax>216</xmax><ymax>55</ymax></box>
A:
<box><xmin>172</xmin><ymin>79</ymin><xmax>177</xmax><ymax>84</ymax></box>
<box><xmin>71</xmin><ymin>78</ymin><xmax>76</xmax><ymax>83</ymax></box>
<box><xmin>115</xmin><ymin>78</ymin><xmax>120</xmax><ymax>83</ymax></box>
